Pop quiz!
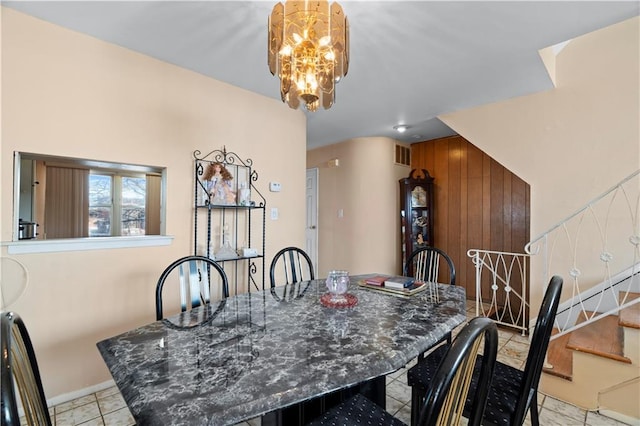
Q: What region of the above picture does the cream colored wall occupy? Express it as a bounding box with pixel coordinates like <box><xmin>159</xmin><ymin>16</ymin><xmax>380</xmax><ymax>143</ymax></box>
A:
<box><xmin>439</xmin><ymin>17</ymin><xmax>639</xmax><ymax>312</ymax></box>
<box><xmin>307</xmin><ymin>137</ymin><xmax>409</xmax><ymax>278</ymax></box>
<box><xmin>0</xmin><ymin>8</ymin><xmax>306</xmax><ymax>398</ymax></box>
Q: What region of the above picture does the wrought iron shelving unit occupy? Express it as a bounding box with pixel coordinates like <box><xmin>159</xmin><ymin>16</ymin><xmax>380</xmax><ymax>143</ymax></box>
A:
<box><xmin>193</xmin><ymin>147</ymin><xmax>266</xmax><ymax>293</ymax></box>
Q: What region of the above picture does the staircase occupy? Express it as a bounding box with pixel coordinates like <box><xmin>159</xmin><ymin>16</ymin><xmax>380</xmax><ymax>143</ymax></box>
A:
<box><xmin>469</xmin><ymin>171</ymin><xmax>640</xmax><ymax>421</ymax></box>
<box><xmin>524</xmin><ymin>170</ymin><xmax>640</xmax><ymax>423</ymax></box>
<box><xmin>542</xmin><ymin>292</ymin><xmax>640</xmax><ymax>423</ymax></box>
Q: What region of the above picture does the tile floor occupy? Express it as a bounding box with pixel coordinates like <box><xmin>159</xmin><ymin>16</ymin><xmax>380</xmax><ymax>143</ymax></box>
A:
<box><xmin>39</xmin><ymin>302</ymin><xmax>633</xmax><ymax>426</ymax></box>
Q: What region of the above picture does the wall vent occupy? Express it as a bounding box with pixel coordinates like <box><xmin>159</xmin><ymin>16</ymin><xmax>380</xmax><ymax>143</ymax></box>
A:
<box><xmin>395</xmin><ymin>144</ymin><xmax>411</xmax><ymax>166</ymax></box>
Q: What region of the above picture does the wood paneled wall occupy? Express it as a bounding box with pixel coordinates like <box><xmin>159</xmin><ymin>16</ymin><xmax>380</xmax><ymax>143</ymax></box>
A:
<box><xmin>411</xmin><ymin>135</ymin><xmax>530</xmax><ymax>301</ymax></box>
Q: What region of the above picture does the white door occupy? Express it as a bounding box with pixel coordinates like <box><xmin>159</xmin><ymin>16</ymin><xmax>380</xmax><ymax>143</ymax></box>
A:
<box><xmin>305</xmin><ymin>168</ymin><xmax>319</xmax><ymax>275</ymax></box>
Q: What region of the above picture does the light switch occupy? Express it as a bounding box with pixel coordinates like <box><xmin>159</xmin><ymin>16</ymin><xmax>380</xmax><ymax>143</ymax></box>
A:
<box><xmin>271</xmin><ymin>207</ymin><xmax>279</xmax><ymax>220</ymax></box>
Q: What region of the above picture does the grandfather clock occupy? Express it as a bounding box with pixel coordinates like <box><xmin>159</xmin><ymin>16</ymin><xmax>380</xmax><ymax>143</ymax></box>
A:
<box><xmin>399</xmin><ymin>169</ymin><xmax>434</xmax><ymax>272</ymax></box>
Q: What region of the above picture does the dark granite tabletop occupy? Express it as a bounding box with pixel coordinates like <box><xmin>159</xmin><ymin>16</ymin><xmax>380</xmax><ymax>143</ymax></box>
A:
<box><xmin>97</xmin><ymin>275</ymin><xmax>466</xmax><ymax>425</ymax></box>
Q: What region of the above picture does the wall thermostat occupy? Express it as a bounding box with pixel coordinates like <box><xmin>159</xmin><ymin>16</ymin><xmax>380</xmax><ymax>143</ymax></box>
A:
<box><xmin>269</xmin><ymin>182</ymin><xmax>282</xmax><ymax>192</ymax></box>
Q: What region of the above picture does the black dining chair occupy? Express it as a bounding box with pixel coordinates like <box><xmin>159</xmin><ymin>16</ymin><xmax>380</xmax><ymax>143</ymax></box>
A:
<box><xmin>155</xmin><ymin>255</ymin><xmax>229</xmax><ymax>322</ymax></box>
<box><xmin>408</xmin><ymin>275</ymin><xmax>563</xmax><ymax>426</ymax></box>
<box><xmin>307</xmin><ymin>317</ymin><xmax>498</xmax><ymax>426</ymax></box>
<box><xmin>1</xmin><ymin>312</ymin><xmax>52</xmax><ymax>426</ymax></box>
<box><xmin>404</xmin><ymin>246</ymin><xmax>456</xmax><ymax>286</ymax></box>
<box><xmin>405</xmin><ymin>246</ymin><xmax>456</xmax><ymax>357</ymax></box>
<box><xmin>269</xmin><ymin>246</ymin><xmax>315</xmax><ymax>287</ymax></box>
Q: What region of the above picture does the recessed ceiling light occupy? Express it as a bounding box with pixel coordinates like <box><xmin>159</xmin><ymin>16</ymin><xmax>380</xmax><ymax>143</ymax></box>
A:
<box><xmin>393</xmin><ymin>125</ymin><xmax>410</xmax><ymax>133</ymax></box>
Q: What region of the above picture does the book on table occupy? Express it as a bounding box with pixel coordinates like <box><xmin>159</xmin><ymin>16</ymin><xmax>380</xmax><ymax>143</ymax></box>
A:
<box><xmin>364</xmin><ymin>275</ymin><xmax>387</xmax><ymax>286</ymax></box>
<box><xmin>384</xmin><ymin>276</ymin><xmax>415</xmax><ymax>290</ymax></box>
<box><xmin>358</xmin><ymin>276</ymin><xmax>427</xmax><ymax>297</ymax></box>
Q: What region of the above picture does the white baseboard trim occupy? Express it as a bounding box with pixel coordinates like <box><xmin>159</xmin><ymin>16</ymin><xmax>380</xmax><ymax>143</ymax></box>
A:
<box><xmin>46</xmin><ymin>380</ymin><xmax>116</xmax><ymax>409</ymax></box>
<box><xmin>596</xmin><ymin>409</ymin><xmax>640</xmax><ymax>425</ymax></box>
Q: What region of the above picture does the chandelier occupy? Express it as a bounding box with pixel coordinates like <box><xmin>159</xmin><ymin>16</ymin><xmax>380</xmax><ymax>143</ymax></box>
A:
<box><xmin>268</xmin><ymin>1</ymin><xmax>349</xmax><ymax>112</ymax></box>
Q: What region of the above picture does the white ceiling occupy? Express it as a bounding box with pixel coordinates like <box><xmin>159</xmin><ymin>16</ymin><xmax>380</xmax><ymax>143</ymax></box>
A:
<box><xmin>4</xmin><ymin>1</ymin><xmax>639</xmax><ymax>149</ymax></box>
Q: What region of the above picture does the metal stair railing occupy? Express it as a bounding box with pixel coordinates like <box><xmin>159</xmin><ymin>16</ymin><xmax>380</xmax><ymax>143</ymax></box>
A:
<box><xmin>525</xmin><ymin>169</ymin><xmax>640</xmax><ymax>339</ymax></box>
<box><xmin>468</xmin><ymin>249</ymin><xmax>531</xmax><ymax>335</ymax></box>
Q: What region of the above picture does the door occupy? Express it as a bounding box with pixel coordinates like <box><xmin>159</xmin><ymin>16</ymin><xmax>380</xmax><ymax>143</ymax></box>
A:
<box><xmin>305</xmin><ymin>168</ymin><xmax>319</xmax><ymax>275</ymax></box>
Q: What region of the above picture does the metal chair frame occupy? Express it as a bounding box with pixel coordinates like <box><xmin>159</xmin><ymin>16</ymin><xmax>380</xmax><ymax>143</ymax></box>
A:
<box><xmin>404</xmin><ymin>246</ymin><xmax>456</xmax><ymax>286</ymax></box>
<box><xmin>269</xmin><ymin>247</ymin><xmax>315</xmax><ymax>288</ymax></box>
<box><xmin>155</xmin><ymin>255</ymin><xmax>229</xmax><ymax>321</ymax></box>
<box><xmin>1</xmin><ymin>312</ymin><xmax>52</xmax><ymax>426</ymax></box>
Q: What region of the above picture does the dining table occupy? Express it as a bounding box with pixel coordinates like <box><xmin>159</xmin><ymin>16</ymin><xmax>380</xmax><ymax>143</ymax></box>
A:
<box><xmin>96</xmin><ymin>274</ymin><xmax>467</xmax><ymax>426</ymax></box>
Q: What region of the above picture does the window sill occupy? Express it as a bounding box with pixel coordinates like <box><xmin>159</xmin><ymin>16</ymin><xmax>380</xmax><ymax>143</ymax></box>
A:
<box><xmin>4</xmin><ymin>235</ymin><xmax>174</xmax><ymax>254</ymax></box>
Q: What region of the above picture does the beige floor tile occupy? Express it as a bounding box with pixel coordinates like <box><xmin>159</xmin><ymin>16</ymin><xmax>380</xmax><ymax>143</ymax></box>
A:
<box><xmin>509</xmin><ymin>332</ymin><xmax>532</xmax><ymax>344</ymax></box>
<box><xmin>393</xmin><ymin>403</ymin><xmax>412</xmax><ymax>424</ymax></box>
<box><xmin>102</xmin><ymin>407</ymin><xmax>135</xmax><ymax>426</ymax></box>
<box><xmin>55</xmin><ymin>394</ymin><xmax>97</xmax><ymax>414</ymax></box>
<box><xmin>387</xmin><ymin>367</ymin><xmax>404</xmax><ymax>381</ymax></box>
<box><xmin>498</xmin><ymin>327</ymin><xmax>518</xmax><ymax>338</ymax></box>
<box><xmin>497</xmin><ymin>352</ymin><xmax>525</xmax><ymax>369</ymax></box>
<box><xmin>55</xmin><ymin>401</ymin><xmax>101</xmax><ymax>425</ymax></box>
<box><xmin>386</xmin><ymin>378</ymin><xmax>411</xmax><ymax>403</ymax></box>
<box><xmin>77</xmin><ymin>417</ymin><xmax>105</xmax><ymax>426</ymax></box>
<box><xmin>97</xmin><ymin>392</ymin><xmax>127</xmax><ymax>415</ymax></box>
<box><xmin>537</xmin><ymin>407</ymin><xmax>584</xmax><ymax>425</ymax></box>
<box><xmin>386</xmin><ymin>395</ymin><xmax>406</xmax><ymax>416</ymax></box>
<box><xmin>500</xmin><ymin>340</ymin><xmax>530</xmax><ymax>363</ymax></box>
<box><xmin>95</xmin><ymin>386</ymin><xmax>120</xmax><ymax>400</ymax></box>
<box><xmin>543</xmin><ymin>396</ymin><xmax>587</xmax><ymax>424</ymax></box>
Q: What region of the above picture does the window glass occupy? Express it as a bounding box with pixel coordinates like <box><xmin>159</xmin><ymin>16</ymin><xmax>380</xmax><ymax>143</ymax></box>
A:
<box><xmin>121</xmin><ymin>176</ymin><xmax>146</xmax><ymax>236</ymax></box>
<box><xmin>89</xmin><ymin>174</ymin><xmax>113</xmax><ymax>237</ymax></box>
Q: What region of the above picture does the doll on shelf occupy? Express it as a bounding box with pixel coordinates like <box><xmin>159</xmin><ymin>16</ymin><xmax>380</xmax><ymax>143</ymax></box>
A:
<box><xmin>202</xmin><ymin>162</ymin><xmax>236</xmax><ymax>205</ymax></box>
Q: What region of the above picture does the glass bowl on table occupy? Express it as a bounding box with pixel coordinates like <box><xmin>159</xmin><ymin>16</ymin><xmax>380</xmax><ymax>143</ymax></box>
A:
<box><xmin>321</xmin><ymin>270</ymin><xmax>358</xmax><ymax>308</ymax></box>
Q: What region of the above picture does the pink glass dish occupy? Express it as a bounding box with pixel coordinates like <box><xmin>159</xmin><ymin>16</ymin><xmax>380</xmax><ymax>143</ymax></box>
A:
<box><xmin>320</xmin><ymin>292</ymin><xmax>358</xmax><ymax>308</ymax></box>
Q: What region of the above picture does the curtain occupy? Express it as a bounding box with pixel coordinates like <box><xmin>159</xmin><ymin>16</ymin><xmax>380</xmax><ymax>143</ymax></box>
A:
<box><xmin>44</xmin><ymin>166</ymin><xmax>89</xmax><ymax>238</ymax></box>
<box><xmin>145</xmin><ymin>174</ymin><xmax>161</xmax><ymax>235</ymax></box>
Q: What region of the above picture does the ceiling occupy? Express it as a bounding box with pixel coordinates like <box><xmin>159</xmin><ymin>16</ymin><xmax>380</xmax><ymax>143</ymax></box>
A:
<box><xmin>4</xmin><ymin>1</ymin><xmax>639</xmax><ymax>149</ymax></box>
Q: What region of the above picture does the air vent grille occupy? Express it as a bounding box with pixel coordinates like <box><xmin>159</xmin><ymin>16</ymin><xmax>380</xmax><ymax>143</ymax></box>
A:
<box><xmin>395</xmin><ymin>144</ymin><xmax>411</xmax><ymax>166</ymax></box>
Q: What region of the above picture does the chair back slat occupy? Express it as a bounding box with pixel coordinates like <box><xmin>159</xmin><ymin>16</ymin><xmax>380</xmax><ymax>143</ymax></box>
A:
<box><xmin>437</xmin><ymin>337</ymin><xmax>482</xmax><ymax>425</ymax></box>
<box><xmin>178</xmin><ymin>262</ymin><xmax>189</xmax><ymax>312</ymax></box>
<box><xmin>199</xmin><ymin>261</ymin><xmax>211</xmax><ymax>304</ymax></box>
<box><xmin>285</xmin><ymin>250</ymin><xmax>299</xmax><ymax>283</ymax></box>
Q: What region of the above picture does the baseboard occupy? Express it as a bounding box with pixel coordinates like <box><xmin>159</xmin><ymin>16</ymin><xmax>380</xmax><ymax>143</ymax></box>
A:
<box><xmin>47</xmin><ymin>379</ymin><xmax>117</xmax><ymax>407</ymax></box>
<box><xmin>596</xmin><ymin>409</ymin><xmax>640</xmax><ymax>425</ymax></box>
